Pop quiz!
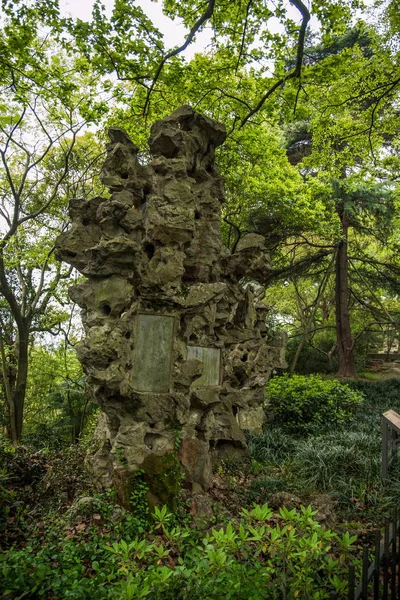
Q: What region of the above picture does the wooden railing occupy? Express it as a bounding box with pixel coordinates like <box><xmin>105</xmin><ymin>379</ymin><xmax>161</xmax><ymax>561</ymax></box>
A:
<box><xmin>381</xmin><ymin>410</ymin><xmax>400</xmax><ymax>481</ymax></box>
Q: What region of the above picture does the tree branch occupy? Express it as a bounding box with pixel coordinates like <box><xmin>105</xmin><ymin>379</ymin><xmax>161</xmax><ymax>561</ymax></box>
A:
<box><xmin>240</xmin><ymin>0</ymin><xmax>310</xmax><ymax>127</ymax></box>
<box><xmin>235</xmin><ymin>0</ymin><xmax>253</xmax><ymax>73</ymax></box>
<box><xmin>142</xmin><ymin>0</ymin><xmax>216</xmax><ymax>116</ymax></box>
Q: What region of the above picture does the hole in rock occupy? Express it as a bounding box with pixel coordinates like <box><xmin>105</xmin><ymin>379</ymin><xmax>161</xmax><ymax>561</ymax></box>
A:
<box><xmin>102</xmin><ymin>303</ymin><xmax>112</xmax><ymax>316</ymax></box>
<box><xmin>241</xmin><ymin>354</ymin><xmax>248</xmax><ymax>362</ymax></box>
<box><xmin>182</xmin><ymin>265</ymin><xmax>198</xmax><ymax>282</ymax></box>
<box><xmin>180</xmin><ymin>118</ymin><xmax>191</xmax><ymax>132</ymax></box>
<box><xmin>206</xmin><ymin>164</ymin><xmax>213</xmax><ymax>173</ymax></box>
<box><xmin>194</xmin><ymin>211</ymin><xmax>201</xmax><ymax>220</ymax></box>
<box><xmin>65</xmin><ymin>251</ymin><xmax>77</xmax><ymax>258</ymax></box>
<box><xmin>195</xmin><ymin>429</ymin><xmax>206</xmax><ymax>442</ymax></box>
<box><xmin>214</xmin><ymin>440</ymin><xmax>243</xmax><ymax>458</ymax></box>
<box><xmin>232</xmin><ymin>406</ymin><xmax>238</xmax><ymax>416</ymax></box>
<box><xmin>144</xmin><ymin>243</ymin><xmax>155</xmax><ymax>260</ymax></box>
<box><xmin>82</xmin><ymin>217</ymin><xmax>90</xmax><ymax>226</ymax></box>
<box><xmin>121</xmin><ymin>173</ymin><xmax>129</xmax><ymax>179</ymax></box>
<box><xmin>144</xmin><ymin>432</ymin><xmax>162</xmax><ymax>450</ymax></box>
<box><xmin>234</xmin><ymin>367</ymin><xmax>247</xmax><ymax>387</ymax></box>
<box><xmin>125</xmin><ymin>331</ymin><xmax>131</xmax><ymax>340</ymax></box>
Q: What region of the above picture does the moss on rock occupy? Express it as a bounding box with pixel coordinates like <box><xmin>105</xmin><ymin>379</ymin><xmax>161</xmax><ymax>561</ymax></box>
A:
<box><xmin>141</xmin><ymin>452</ymin><xmax>181</xmax><ymax>512</ymax></box>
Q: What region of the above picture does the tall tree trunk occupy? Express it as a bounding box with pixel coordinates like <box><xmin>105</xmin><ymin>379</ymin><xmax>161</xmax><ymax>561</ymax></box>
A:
<box><xmin>335</xmin><ymin>212</ymin><xmax>355</xmax><ymax>377</ymax></box>
<box><xmin>0</xmin><ymin>330</ymin><xmax>17</xmax><ymax>441</ymax></box>
<box><xmin>10</xmin><ymin>322</ymin><xmax>29</xmax><ymax>442</ymax></box>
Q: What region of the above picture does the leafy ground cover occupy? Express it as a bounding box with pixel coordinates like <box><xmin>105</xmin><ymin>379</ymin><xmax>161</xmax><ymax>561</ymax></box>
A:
<box><xmin>0</xmin><ymin>484</ymin><xmax>358</xmax><ymax>599</ymax></box>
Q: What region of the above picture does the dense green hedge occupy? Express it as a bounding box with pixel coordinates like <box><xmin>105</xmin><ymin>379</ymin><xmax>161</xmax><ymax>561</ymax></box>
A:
<box><xmin>265</xmin><ymin>374</ymin><xmax>363</xmax><ymax>433</ymax></box>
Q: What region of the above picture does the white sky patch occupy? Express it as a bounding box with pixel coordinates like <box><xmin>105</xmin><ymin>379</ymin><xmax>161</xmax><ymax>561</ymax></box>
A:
<box><xmin>58</xmin><ymin>0</ymin><xmax>315</xmax><ymax>63</ymax></box>
<box><xmin>59</xmin><ymin>0</ymin><xmax>213</xmax><ymax>59</ymax></box>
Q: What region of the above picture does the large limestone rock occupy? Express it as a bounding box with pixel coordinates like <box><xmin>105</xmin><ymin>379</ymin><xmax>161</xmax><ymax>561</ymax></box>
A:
<box><xmin>56</xmin><ymin>106</ymin><xmax>285</xmax><ymax>507</ymax></box>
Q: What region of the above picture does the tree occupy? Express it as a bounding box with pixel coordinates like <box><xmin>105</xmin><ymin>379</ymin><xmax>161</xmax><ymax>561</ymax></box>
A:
<box><xmin>0</xmin><ymin>4</ymin><xmax>105</xmax><ymax>440</ymax></box>
<box><xmin>280</xmin><ymin>25</ymin><xmax>400</xmax><ymax>376</ymax></box>
<box><xmin>66</xmin><ymin>2</ymin><xmax>400</xmax><ymax>378</ymax></box>
<box><xmin>65</xmin><ymin>0</ymin><xmax>366</xmax><ymax>128</ymax></box>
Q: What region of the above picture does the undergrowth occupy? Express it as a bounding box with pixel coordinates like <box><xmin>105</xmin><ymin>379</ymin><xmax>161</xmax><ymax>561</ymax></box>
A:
<box><xmin>247</xmin><ymin>377</ymin><xmax>400</xmax><ymax>524</ymax></box>
<box><xmin>0</xmin><ymin>500</ymin><xmax>359</xmax><ymax>599</ymax></box>
<box><xmin>2</xmin><ymin>377</ymin><xmax>398</xmax><ymax>599</ymax></box>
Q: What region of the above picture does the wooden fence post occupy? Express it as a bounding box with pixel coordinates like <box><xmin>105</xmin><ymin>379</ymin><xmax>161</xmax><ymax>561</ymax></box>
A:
<box><xmin>382</xmin><ymin>419</ymin><xmax>389</xmax><ymax>481</ymax></box>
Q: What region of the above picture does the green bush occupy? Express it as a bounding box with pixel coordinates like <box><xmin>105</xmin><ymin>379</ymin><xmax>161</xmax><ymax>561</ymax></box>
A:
<box><xmin>0</xmin><ymin>503</ymin><xmax>358</xmax><ymax>599</ymax></box>
<box><xmin>247</xmin><ymin>475</ymin><xmax>288</xmax><ymax>502</ymax></box>
<box><xmin>266</xmin><ymin>374</ymin><xmax>363</xmax><ymax>433</ymax></box>
<box><xmin>286</xmin><ymin>333</ymin><xmax>371</xmax><ymax>376</ymax></box>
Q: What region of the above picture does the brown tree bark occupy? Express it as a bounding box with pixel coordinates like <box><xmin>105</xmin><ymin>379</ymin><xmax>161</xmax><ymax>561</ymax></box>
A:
<box><xmin>335</xmin><ymin>211</ymin><xmax>355</xmax><ymax>377</ymax></box>
<box><xmin>12</xmin><ymin>323</ymin><xmax>29</xmax><ymax>441</ymax></box>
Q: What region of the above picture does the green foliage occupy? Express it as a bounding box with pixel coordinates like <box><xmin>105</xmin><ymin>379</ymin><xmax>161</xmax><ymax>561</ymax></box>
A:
<box><xmin>0</xmin><ymin>437</ymin><xmax>97</xmax><ymax>547</ymax></box>
<box><xmin>286</xmin><ymin>338</ymin><xmax>339</xmax><ymax>375</ymax></box>
<box><xmin>22</xmin><ymin>347</ymin><xmax>96</xmax><ymax>447</ymax></box>
<box><xmin>0</xmin><ymin>439</ymin><xmax>16</xmax><ymax>533</ymax></box>
<box><xmin>291</xmin><ymin>430</ymin><xmax>381</xmax><ymax>490</ymax></box>
<box><xmin>347</xmin><ymin>378</ymin><xmax>400</xmax><ymax>408</ymax></box>
<box><xmin>246</xmin><ymin>427</ymin><xmax>297</xmax><ymax>464</ymax></box>
<box><xmin>247</xmin><ymin>476</ymin><xmax>288</xmax><ymax>502</ymax></box>
<box><xmin>129</xmin><ymin>470</ymin><xmax>150</xmax><ymax>528</ymax></box>
<box><xmin>285</xmin><ymin>335</ymin><xmax>373</xmax><ymax>376</ymax></box>
<box><xmin>265</xmin><ymin>374</ymin><xmax>363</xmax><ymax>433</ymax></box>
<box><xmin>247</xmin><ymin>379</ymin><xmax>400</xmax><ymax>522</ymax></box>
<box><xmin>0</xmin><ymin>501</ymin><xmax>358</xmax><ymax>599</ymax></box>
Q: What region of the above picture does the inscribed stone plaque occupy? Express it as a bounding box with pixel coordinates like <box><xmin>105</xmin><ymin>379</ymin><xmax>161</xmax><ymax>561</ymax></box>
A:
<box><xmin>187</xmin><ymin>346</ymin><xmax>221</xmax><ymax>387</ymax></box>
<box><xmin>132</xmin><ymin>314</ymin><xmax>175</xmax><ymax>393</ymax></box>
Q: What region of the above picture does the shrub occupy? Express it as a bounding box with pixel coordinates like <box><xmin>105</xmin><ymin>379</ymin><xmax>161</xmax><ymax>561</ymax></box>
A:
<box><xmin>285</xmin><ymin>338</ymin><xmax>338</xmax><ymax>375</ymax></box>
<box><xmin>285</xmin><ymin>333</ymin><xmax>370</xmax><ymax>375</ymax></box>
<box><xmin>0</xmin><ymin>438</ymin><xmax>97</xmax><ymax>549</ymax></box>
<box><xmin>247</xmin><ymin>475</ymin><xmax>288</xmax><ymax>502</ymax></box>
<box><xmin>265</xmin><ymin>374</ymin><xmax>363</xmax><ymax>433</ymax></box>
<box><xmin>0</xmin><ymin>503</ymin><xmax>358</xmax><ymax>599</ymax></box>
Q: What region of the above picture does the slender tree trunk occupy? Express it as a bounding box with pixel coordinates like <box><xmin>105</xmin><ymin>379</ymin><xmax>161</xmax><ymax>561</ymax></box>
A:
<box><xmin>9</xmin><ymin>322</ymin><xmax>30</xmax><ymax>442</ymax></box>
<box><xmin>0</xmin><ymin>330</ymin><xmax>17</xmax><ymax>441</ymax></box>
<box><xmin>335</xmin><ymin>212</ymin><xmax>355</xmax><ymax>377</ymax></box>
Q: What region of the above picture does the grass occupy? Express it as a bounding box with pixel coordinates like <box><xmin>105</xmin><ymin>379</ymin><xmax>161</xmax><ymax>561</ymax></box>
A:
<box><xmin>246</xmin><ymin>378</ymin><xmax>400</xmax><ymax>527</ymax></box>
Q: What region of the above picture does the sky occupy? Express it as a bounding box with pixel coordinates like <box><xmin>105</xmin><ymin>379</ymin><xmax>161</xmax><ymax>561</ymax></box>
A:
<box><xmin>58</xmin><ymin>0</ymin><xmax>309</xmax><ymax>61</ymax></box>
<box><xmin>59</xmin><ymin>0</ymin><xmax>213</xmax><ymax>59</ymax></box>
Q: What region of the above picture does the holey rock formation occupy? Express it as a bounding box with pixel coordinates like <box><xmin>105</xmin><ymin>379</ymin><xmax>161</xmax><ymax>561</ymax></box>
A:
<box><xmin>56</xmin><ymin>106</ymin><xmax>286</xmax><ymax>507</ymax></box>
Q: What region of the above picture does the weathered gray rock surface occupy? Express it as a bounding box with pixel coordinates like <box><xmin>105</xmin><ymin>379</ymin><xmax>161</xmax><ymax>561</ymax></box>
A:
<box><xmin>56</xmin><ymin>106</ymin><xmax>286</xmax><ymax>507</ymax></box>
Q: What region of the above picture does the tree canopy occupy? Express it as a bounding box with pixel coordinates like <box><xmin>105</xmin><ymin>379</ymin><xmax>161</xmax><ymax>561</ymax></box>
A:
<box><xmin>0</xmin><ymin>0</ymin><xmax>400</xmax><ymax>438</ymax></box>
